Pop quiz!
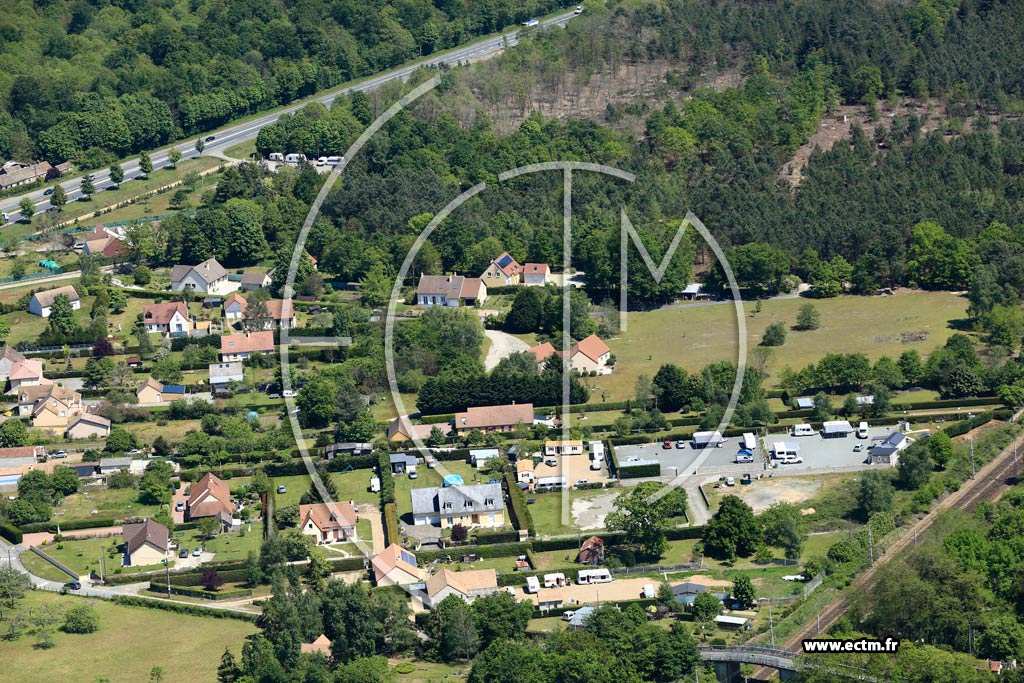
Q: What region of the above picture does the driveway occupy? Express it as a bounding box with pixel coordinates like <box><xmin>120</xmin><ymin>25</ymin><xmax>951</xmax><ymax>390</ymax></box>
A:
<box><xmin>171</xmin><ymin>482</ymin><xmax>188</xmax><ymax>525</ymax></box>
<box><xmin>483</xmin><ymin>330</ymin><xmax>530</xmax><ymax>371</ymax></box>
<box><xmin>357</xmin><ymin>504</ymin><xmax>385</xmax><ymax>555</ymax></box>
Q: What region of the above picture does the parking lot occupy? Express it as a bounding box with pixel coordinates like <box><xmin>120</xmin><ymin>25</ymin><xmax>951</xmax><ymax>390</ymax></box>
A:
<box><xmin>531</xmin><ymin>453</ymin><xmax>614</xmax><ymax>487</ymax></box>
<box><xmin>614</xmin><ymin>425</ymin><xmax>905</xmax><ymax>477</ymax></box>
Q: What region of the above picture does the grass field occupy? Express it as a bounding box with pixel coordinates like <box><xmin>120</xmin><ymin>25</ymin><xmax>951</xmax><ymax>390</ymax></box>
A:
<box><xmin>528</xmin><ymin>489</ymin><xmax>613</xmax><ymax>537</ymax></box>
<box><xmin>392</xmin><ymin>659</ymin><xmax>469</xmax><ymax>683</ymax></box>
<box><xmin>593</xmin><ymin>291</ymin><xmax>969</xmax><ymax>400</ymax></box>
<box><xmin>271</xmin><ymin>474</ymin><xmax>311</xmax><ymax>507</ymax></box>
<box><xmin>19</xmin><ymin>552</ymin><xmax>77</xmax><ymax>582</ymax></box>
<box><xmin>0</xmin><ymin>591</ymin><xmax>256</xmax><ymax>683</ymax></box>
<box><xmin>175</xmin><ymin>522</ymin><xmax>263</xmax><ymax>563</ymax></box>
<box><xmin>54</xmin><ymin>486</ymin><xmax>163</xmax><ymax>524</ymax></box>
<box><xmin>333</xmin><ymin>469</ymin><xmax>380</xmax><ymax>508</ymax></box>
<box><xmin>35</xmin><ymin>537</ymin><xmax>154</xmax><ymax>577</ymax></box>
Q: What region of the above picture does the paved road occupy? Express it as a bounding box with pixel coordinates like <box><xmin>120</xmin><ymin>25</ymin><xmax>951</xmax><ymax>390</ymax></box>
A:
<box><xmin>483</xmin><ymin>330</ymin><xmax>530</xmax><ymax>370</ymax></box>
<box><xmin>0</xmin><ymin>12</ymin><xmax>578</xmax><ymax>226</ymax></box>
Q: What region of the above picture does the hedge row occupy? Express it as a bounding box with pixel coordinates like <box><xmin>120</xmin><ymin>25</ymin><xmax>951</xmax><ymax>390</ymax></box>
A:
<box><xmin>112</xmin><ymin>595</ymin><xmax>258</xmax><ymax>621</ymax></box>
<box><xmin>0</xmin><ymin>523</ymin><xmax>22</xmax><ymax>544</ymax></box>
<box><xmin>618</xmin><ymin>463</ymin><xmax>660</xmax><ymax>479</ymax></box>
<box><xmin>374</xmin><ymin>456</ymin><xmax>393</xmax><ymax>505</ymax></box>
<box><xmin>944</xmin><ymin>411</ymin><xmax>1000</xmax><ymax>438</ymax></box>
<box><xmin>383</xmin><ymin>503</ymin><xmax>400</xmax><ymax>547</ymax></box>
<box><xmin>892</xmin><ymin>396</ymin><xmax>999</xmax><ymax>410</ymax></box>
<box><xmin>503</xmin><ymin>472</ymin><xmax>535</xmax><ymax>536</ymax></box>
<box><xmin>168</xmin><ymin>568</ymin><xmax>249</xmax><ymax>587</ymax></box>
<box><xmin>20</xmin><ymin>518</ymin><xmax>119</xmax><ymax>533</ymax></box>
<box><xmin>327</xmin><ymin>556</ymin><xmax>367</xmax><ymax>572</ymax></box>
<box><xmin>474</xmin><ymin>529</ymin><xmax>521</xmax><ymax>545</ymax></box>
<box><xmin>102</xmin><ymin>560</ymin><xmax>250</xmax><ymax>586</ymax></box>
<box><xmin>416</xmin><ymin>541</ymin><xmax>532</xmax><ymax>564</ymax></box>
<box><xmin>149</xmin><ymin>583</ymin><xmax>253</xmax><ymax>601</ymax></box>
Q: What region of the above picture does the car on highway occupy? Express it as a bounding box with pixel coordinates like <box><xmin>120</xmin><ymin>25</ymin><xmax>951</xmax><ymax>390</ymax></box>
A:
<box><xmin>43</xmin><ymin>187</ymin><xmax>55</xmax><ymax>195</ymax></box>
<box><xmin>205</xmin><ymin>135</ymin><xmax>216</xmax><ymax>142</ymax></box>
<box><xmin>522</xmin><ymin>18</ymin><xmax>539</xmax><ymax>26</ymax></box>
<box><xmin>63</xmin><ymin>581</ymin><xmax>82</xmax><ymax>591</ymax></box>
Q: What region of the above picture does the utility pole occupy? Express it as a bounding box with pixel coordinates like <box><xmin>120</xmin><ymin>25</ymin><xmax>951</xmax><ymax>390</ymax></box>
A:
<box><xmin>867</xmin><ymin>524</ymin><xmax>874</xmax><ymax>564</ymax></box>
<box><xmin>164</xmin><ymin>559</ymin><xmax>171</xmax><ymax>596</ymax></box>
<box><xmin>970</xmin><ymin>437</ymin><xmax>976</xmax><ymax>480</ymax></box>
<box><xmin>816</xmin><ymin>612</ymin><xmax>820</xmax><ymax>635</ymax></box>
<box><xmin>769</xmin><ymin>604</ymin><xmax>775</xmax><ymax>648</ymax></box>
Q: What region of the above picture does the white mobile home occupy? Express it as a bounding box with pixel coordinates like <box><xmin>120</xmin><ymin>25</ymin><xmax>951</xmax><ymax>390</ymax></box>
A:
<box><xmin>577</xmin><ymin>568</ymin><xmax>612</xmax><ymax>584</ymax></box>
<box><xmin>525</xmin><ymin>576</ymin><xmax>541</xmax><ymax>593</ymax></box>
<box><xmin>691</xmin><ymin>431</ymin><xmax>724</xmax><ymax>448</ymax></box>
<box><xmin>822</xmin><ymin>420</ymin><xmax>854</xmax><ymax>438</ymax></box>
<box><xmin>741</xmin><ymin>433</ymin><xmax>756</xmax><ymax>450</ymax></box>
<box><xmin>791</xmin><ymin>424</ymin><xmax>815</xmax><ymax>436</ymax></box>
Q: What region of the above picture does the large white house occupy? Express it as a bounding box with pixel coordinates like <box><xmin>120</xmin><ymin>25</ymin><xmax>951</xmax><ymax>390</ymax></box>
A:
<box><xmin>28</xmin><ymin>285</ymin><xmax>80</xmax><ymax>318</ymax></box>
<box><xmin>170</xmin><ymin>258</ymin><xmax>231</xmax><ymax>295</ymax></box>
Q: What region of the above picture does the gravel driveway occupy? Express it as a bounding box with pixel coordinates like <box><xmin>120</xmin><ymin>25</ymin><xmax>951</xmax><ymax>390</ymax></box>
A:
<box><xmin>483</xmin><ymin>330</ymin><xmax>530</xmax><ymax>371</ymax></box>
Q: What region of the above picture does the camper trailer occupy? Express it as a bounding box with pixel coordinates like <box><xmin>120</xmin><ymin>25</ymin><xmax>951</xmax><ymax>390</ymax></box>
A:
<box><xmin>369</xmin><ymin>476</ymin><xmax>381</xmax><ymax>493</ymax></box>
<box><xmin>543</xmin><ymin>573</ymin><xmax>567</xmax><ymax>588</ymax></box>
<box><xmin>284</xmin><ymin>153</ymin><xmax>307</xmax><ymax>164</ymax></box>
<box><xmin>526</xmin><ymin>576</ymin><xmax>541</xmax><ymax>593</ymax></box>
<box><xmin>741</xmin><ymin>433</ymin><xmax>757</xmax><ymax>451</ymax></box>
<box><xmin>577</xmin><ymin>568</ymin><xmax>613</xmax><ymax>584</ymax></box>
<box><xmin>791</xmin><ymin>424</ymin><xmax>815</xmax><ymax>436</ymax></box>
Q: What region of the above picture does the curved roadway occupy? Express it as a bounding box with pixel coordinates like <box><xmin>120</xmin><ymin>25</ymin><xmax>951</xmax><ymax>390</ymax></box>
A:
<box><xmin>0</xmin><ymin>11</ymin><xmax>578</xmax><ymax>226</ymax></box>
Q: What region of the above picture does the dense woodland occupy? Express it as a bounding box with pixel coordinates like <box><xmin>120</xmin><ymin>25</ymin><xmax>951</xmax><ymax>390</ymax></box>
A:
<box><xmin>0</xmin><ymin>0</ymin><xmax>577</xmax><ymax>166</ymax></box>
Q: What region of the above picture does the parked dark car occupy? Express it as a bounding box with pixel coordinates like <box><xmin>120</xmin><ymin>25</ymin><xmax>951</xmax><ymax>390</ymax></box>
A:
<box><xmin>63</xmin><ymin>581</ymin><xmax>81</xmax><ymax>590</ymax></box>
<box><xmin>179</xmin><ymin>548</ymin><xmax>189</xmax><ymax>558</ymax></box>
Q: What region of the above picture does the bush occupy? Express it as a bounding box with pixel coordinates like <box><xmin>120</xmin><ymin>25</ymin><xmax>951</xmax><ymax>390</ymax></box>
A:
<box><xmin>147</xmin><ymin>583</ymin><xmax>253</xmax><ymax>601</ymax></box>
<box><xmin>62</xmin><ymin>604</ymin><xmax>100</xmax><ymax>634</ymax></box>
<box><xmin>394</xmin><ymin>663</ymin><xmax>416</xmax><ymax>674</ymax></box>
<box><xmin>383</xmin><ymin>503</ymin><xmax>400</xmax><ymax>547</ymax></box>
<box><xmin>761</xmin><ymin>322</ymin><xmax>787</xmax><ymax>347</ymax></box>
<box><xmin>378</xmin><ymin>453</ymin><xmax>395</xmax><ymax>505</ymax></box>
<box><xmin>504</xmin><ymin>471</ymin><xmax>535</xmax><ymax>536</ymax></box>
<box><xmin>0</xmin><ymin>523</ymin><xmax>22</xmax><ymax>544</ymax></box>
<box><xmin>474</xmin><ymin>529</ymin><xmax>521</xmax><ymax>545</ymax></box>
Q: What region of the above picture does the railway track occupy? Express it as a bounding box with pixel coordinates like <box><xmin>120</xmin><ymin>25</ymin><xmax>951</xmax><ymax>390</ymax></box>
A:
<box><xmin>752</xmin><ymin>429</ymin><xmax>1023</xmax><ymax>679</ymax></box>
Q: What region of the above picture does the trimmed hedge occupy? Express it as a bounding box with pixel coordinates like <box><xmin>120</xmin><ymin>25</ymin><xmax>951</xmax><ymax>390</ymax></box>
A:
<box><xmin>504</xmin><ymin>471</ymin><xmax>535</xmax><ymax>536</ymax></box>
<box><xmin>618</xmin><ymin>463</ymin><xmax>660</xmax><ymax>479</ymax></box>
<box><xmin>383</xmin><ymin>503</ymin><xmax>400</xmax><ymax>547</ymax></box>
<box><xmin>892</xmin><ymin>396</ymin><xmax>998</xmax><ymax>410</ymax></box>
<box><xmin>103</xmin><ymin>561</ymin><xmax>251</xmax><ymax>586</ymax></box>
<box><xmin>0</xmin><ymin>523</ymin><xmax>22</xmax><ymax>544</ymax></box>
<box><xmin>474</xmin><ymin>529</ymin><xmax>520</xmax><ymax>545</ymax></box>
<box><xmin>112</xmin><ymin>595</ymin><xmax>258</xmax><ymax>621</ymax></box>
<box><xmin>944</xmin><ymin>411</ymin><xmax>999</xmax><ymax>438</ymax></box>
<box><xmin>378</xmin><ymin>453</ymin><xmax>395</xmax><ymax>505</ymax></box>
<box><xmin>20</xmin><ymin>518</ymin><xmax>118</xmax><ymax>533</ymax></box>
<box><xmin>167</xmin><ymin>568</ymin><xmax>249</xmax><ymax>587</ymax></box>
<box><xmin>149</xmin><ymin>583</ymin><xmax>253</xmax><ymax>600</ymax></box>
<box><xmin>416</xmin><ymin>541</ymin><xmax>532</xmax><ymax>564</ymax></box>
<box><xmin>327</xmin><ymin>556</ymin><xmax>367</xmax><ymax>572</ymax></box>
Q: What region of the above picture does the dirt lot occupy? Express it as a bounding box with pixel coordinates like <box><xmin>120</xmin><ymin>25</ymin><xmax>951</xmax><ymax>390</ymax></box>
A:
<box><xmin>532</xmin><ymin>453</ymin><xmax>614</xmax><ymax>489</ymax></box>
<box><xmin>708</xmin><ymin>474</ymin><xmax>853</xmax><ymax>514</ymax></box>
<box><xmin>512</xmin><ymin>575</ymin><xmax>732</xmax><ymax>607</ymax></box>
<box><xmin>569</xmin><ymin>490</ymin><xmax>619</xmax><ymax>530</ymax></box>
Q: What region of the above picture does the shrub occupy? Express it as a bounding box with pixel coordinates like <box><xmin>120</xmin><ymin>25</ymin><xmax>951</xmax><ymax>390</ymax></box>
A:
<box><xmin>62</xmin><ymin>604</ymin><xmax>100</xmax><ymax>634</ymax></box>
<box><xmin>394</xmin><ymin>663</ymin><xmax>416</xmax><ymax>674</ymax></box>
<box><xmin>0</xmin><ymin>523</ymin><xmax>22</xmax><ymax>544</ymax></box>
<box><xmin>503</xmin><ymin>471</ymin><xmax>535</xmax><ymax>536</ymax></box>
<box><xmin>383</xmin><ymin>503</ymin><xmax>400</xmax><ymax>547</ymax></box>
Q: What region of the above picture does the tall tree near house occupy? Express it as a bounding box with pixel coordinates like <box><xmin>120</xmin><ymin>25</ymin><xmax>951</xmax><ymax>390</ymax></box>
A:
<box><xmin>48</xmin><ymin>294</ymin><xmax>76</xmax><ymax>336</ymax></box>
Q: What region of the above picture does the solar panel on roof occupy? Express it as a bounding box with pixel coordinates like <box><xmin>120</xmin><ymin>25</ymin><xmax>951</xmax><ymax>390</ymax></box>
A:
<box><xmin>400</xmin><ymin>550</ymin><xmax>416</xmax><ymax>565</ymax></box>
<box><xmin>496</xmin><ymin>254</ymin><xmax>513</xmax><ymax>268</ymax></box>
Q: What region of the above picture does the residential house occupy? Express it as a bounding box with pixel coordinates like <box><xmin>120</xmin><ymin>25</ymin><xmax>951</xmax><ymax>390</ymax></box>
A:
<box><xmin>300</xmin><ymin>635</ymin><xmax>332</xmax><ymax>658</ymax></box>
<box><xmin>479</xmin><ymin>252</ymin><xmax>522</xmax><ymax>288</ymax></box>
<box><xmin>66</xmin><ymin>413</ymin><xmax>111</xmax><ymax>439</ymax></box>
<box><xmin>298</xmin><ymin>502</ymin><xmax>357</xmax><ymax>545</ymax></box>
<box><xmin>576</xmin><ymin>536</ymin><xmax>605</xmax><ymax>565</ymax></box>
<box><xmin>516</xmin><ymin>458</ymin><xmax>535</xmax><ymax>484</ymax></box>
<box><xmin>372</xmin><ymin>545</ymin><xmax>421</xmax><ymax>586</ymax></box>
<box><xmin>136</xmin><ymin>378</ymin><xmax>165</xmax><ymax>404</ymax></box>
<box><xmin>526</xmin><ymin>342</ymin><xmax>558</xmax><ymax>366</ymax></box>
<box><xmin>7</xmin><ymin>358</ymin><xmax>49</xmax><ymax>393</ymax></box>
<box><xmin>538</xmin><ymin>590</ymin><xmax>564</xmax><ymax>611</ymax></box>
<box><xmin>99</xmin><ymin>457</ymin><xmax>132</xmax><ymax>475</ymax></box>
<box><xmin>220</xmin><ymin>331</ymin><xmax>274</xmax><ymax>362</ymax></box>
<box><xmin>17</xmin><ymin>384</ymin><xmax>83</xmax><ymax>431</ymax></box>
<box><xmin>264</xmin><ymin>299</ymin><xmax>295</xmax><ymax>329</ymax></box>
<box><xmin>869</xmin><ymin>432</ymin><xmax>910</xmax><ymax>465</ymax></box>
<box><xmin>170</xmin><ymin>258</ymin><xmax>231</xmax><ymax>295</ymax></box>
<box><xmin>71</xmin><ymin>463</ymin><xmax>98</xmax><ymax>479</ymax></box>
<box><xmin>452</xmin><ymin>403</ymin><xmax>534</xmax><ymax>435</ymax></box>
<box><xmin>416</xmin><ymin>274</ymin><xmax>487</xmax><ymax>307</ymax></box>
<box><xmin>187</xmin><ymin>473</ymin><xmax>236</xmax><ymax>519</ymax></box>
<box><xmin>410</xmin><ymin>483</ymin><xmax>505</xmax><ymax>528</ymax></box>
<box><xmin>209</xmin><ymin>362</ymin><xmax>244</xmax><ymax>389</ymax></box>
<box><xmin>122</xmin><ymin>519</ymin><xmax>169</xmax><ymax>567</ymax></box>
<box><xmin>544</xmin><ymin>440</ymin><xmax>584</xmax><ymax>457</ymax></box>
<box><xmin>0</xmin><ymin>346</ymin><xmax>27</xmax><ymax>382</ymax></box>
<box><xmin>126</xmin><ymin>357</ymin><xmax>143</xmax><ymax>369</ymax></box>
<box><xmin>28</xmin><ymin>285</ymin><xmax>80</xmax><ymax>317</ymax></box>
<box><xmin>522</xmin><ymin>263</ymin><xmax>550</xmax><ymax>286</ymax></box>
<box><xmin>0</xmin><ymin>161</ymin><xmax>54</xmax><ymax>190</ymax></box>
<box><xmin>387</xmin><ymin>416</ymin><xmax>451</xmax><ymax>443</ymax></box>
<box><xmin>142</xmin><ymin>302</ymin><xmax>191</xmax><ymax>335</ymax></box>
<box><xmin>240</xmin><ymin>271</ymin><xmax>272</xmax><ymax>291</ymax></box>
<box><xmin>422</xmin><ymin>568</ymin><xmax>498</xmax><ymax>608</ymax></box>
<box><xmin>0</xmin><ymin>446</ymin><xmax>45</xmax><ymax>468</ymax></box>
<box><xmin>568</xmin><ymin>334</ymin><xmax>611</xmax><ymax>373</ymax></box>
<box><xmin>223</xmin><ymin>292</ymin><xmax>247</xmax><ymax>320</ymax></box>
<box><xmin>81</xmin><ymin>225</ymin><xmax>127</xmax><ymax>258</ymax></box>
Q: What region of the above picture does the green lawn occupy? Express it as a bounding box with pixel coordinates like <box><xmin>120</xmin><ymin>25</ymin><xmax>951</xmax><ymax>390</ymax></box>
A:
<box><xmin>34</xmin><ymin>537</ymin><xmax>160</xmax><ymax>577</ymax></box>
<box><xmin>332</xmin><ymin>469</ymin><xmax>380</xmax><ymax>508</ymax></box>
<box><xmin>174</xmin><ymin>521</ymin><xmax>264</xmax><ymax>563</ymax></box>
<box><xmin>19</xmin><ymin>551</ymin><xmax>78</xmax><ymax>582</ymax></box>
<box><xmin>271</xmin><ymin>474</ymin><xmax>311</xmax><ymax>507</ymax></box>
<box><xmin>594</xmin><ymin>291</ymin><xmax>969</xmax><ymax>400</ymax></box>
<box><xmin>392</xmin><ymin>659</ymin><xmax>470</xmax><ymax>683</ymax></box>
<box><xmin>0</xmin><ymin>591</ymin><xmax>256</xmax><ymax>683</ymax></box>
<box><xmin>54</xmin><ymin>486</ymin><xmax>164</xmax><ymax>524</ymax></box>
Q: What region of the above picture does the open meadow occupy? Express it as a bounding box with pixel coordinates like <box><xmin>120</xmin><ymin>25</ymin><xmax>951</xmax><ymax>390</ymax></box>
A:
<box><xmin>593</xmin><ymin>290</ymin><xmax>969</xmax><ymax>401</ymax></box>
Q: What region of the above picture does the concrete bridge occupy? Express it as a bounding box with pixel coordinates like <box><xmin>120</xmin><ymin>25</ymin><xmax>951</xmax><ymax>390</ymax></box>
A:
<box><xmin>698</xmin><ymin>646</ymin><xmax>881</xmax><ymax>683</ymax></box>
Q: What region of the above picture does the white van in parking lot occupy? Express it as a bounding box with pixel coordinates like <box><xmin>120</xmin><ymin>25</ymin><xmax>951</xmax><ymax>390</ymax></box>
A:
<box><xmin>857</xmin><ymin>421</ymin><xmax>869</xmax><ymax>438</ymax></box>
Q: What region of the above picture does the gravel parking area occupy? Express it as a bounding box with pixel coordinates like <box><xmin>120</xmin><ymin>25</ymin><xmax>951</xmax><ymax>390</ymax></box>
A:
<box><xmin>511</xmin><ymin>575</ymin><xmax>731</xmax><ymax>606</ymax></box>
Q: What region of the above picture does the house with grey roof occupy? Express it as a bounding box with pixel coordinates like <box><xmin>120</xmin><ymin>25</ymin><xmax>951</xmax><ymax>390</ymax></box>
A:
<box><xmin>208</xmin><ymin>361</ymin><xmax>244</xmax><ymax>388</ymax></box>
<box><xmin>410</xmin><ymin>483</ymin><xmax>505</xmax><ymax>529</ymax></box>
<box><xmin>170</xmin><ymin>258</ymin><xmax>231</xmax><ymax>295</ymax></box>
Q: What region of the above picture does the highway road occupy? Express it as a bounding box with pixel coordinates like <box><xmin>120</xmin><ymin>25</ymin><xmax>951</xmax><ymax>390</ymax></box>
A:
<box><xmin>0</xmin><ymin>11</ymin><xmax>578</xmax><ymax>227</ymax></box>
